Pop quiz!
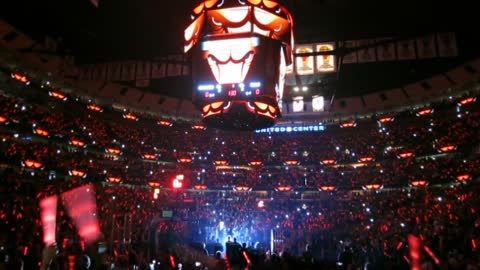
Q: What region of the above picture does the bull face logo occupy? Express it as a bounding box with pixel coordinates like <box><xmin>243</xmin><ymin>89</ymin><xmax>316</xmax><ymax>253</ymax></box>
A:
<box><xmin>202</xmin><ymin>37</ymin><xmax>259</xmax><ymax>84</ymax></box>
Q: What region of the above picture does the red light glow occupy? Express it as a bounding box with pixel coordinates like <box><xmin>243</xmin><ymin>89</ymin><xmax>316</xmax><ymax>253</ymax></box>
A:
<box><xmin>398</xmin><ymin>152</ymin><xmax>414</xmax><ymax>158</ymax></box>
<box><xmin>249</xmin><ymin>161</ymin><xmax>263</xmax><ymax>166</ymax></box>
<box><xmin>158</xmin><ymin>120</ymin><xmax>173</xmax><ymax>126</ymax></box>
<box><xmin>172</xmin><ymin>175</ymin><xmax>184</xmax><ymax>189</ymax></box>
<box><xmin>363</xmin><ymin>184</ymin><xmax>383</xmax><ymax>190</ymax></box>
<box><xmin>194</xmin><ymin>184</ymin><xmax>208</xmax><ymax>190</ymax></box>
<box><xmin>61</xmin><ymin>184</ymin><xmax>101</xmax><ymax>243</ymax></box>
<box><xmin>378</xmin><ymin>116</ymin><xmax>394</xmax><ymax>123</ymax></box>
<box><xmin>340</xmin><ymin>121</ymin><xmax>356</xmax><ymax>128</ymax></box>
<box><xmin>34</xmin><ymin>127</ymin><xmax>50</xmax><ymax>136</ymax></box>
<box><xmin>12</xmin><ymin>73</ymin><xmax>29</xmax><ymax>83</ymax></box>
<box><xmin>23</xmin><ymin>159</ymin><xmax>43</xmax><ymax>169</ymax></box>
<box><xmin>192</xmin><ymin>124</ymin><xmax>206</xmax><ymax>130</ymax></box>
<box><xmin>214</xmin><ymin>160</ymin><xmax>228</xmax><ymax>165</ymax></box>
<box><xmin>320</xmin><ymin>186</ymin><xmax>336</xmax><ymax>191</ymax></box>
<box><xmin>439</xmin><ymin>145</ymin><xmax>456</xmax><ymax>152</ymax></box>
<box><xmin>459</xmin><ymin>97</ymin><xmax>476</xmax><ymax>105</ymax></box>
<box><xmin>107</xmin><ymin>176</ymin><xmax>121</xmax><ymax>183</ymax></box>
<box><xmin>148</xmin><ymin>182</ymin><xmax>161</xmax><ymax>188</ymax></box>
<box><xmin>359</xmin><ymin>157</ymin><xmax>374</xmax><ymax>162</ymax></box>
<box><xmin>123</xmin><ymin>113</ymin><xmax>138</xmax><ymax>121</ymax></box>
<box><xmin>69</xmin><ymin>170</ymin><xmax>86</xmax><ymax>178</ymax></box>
<box><xmin>40</xmin><ymin>196</ymin><xmax>58</xmax><ymax>245</ymax></box>
<box><xmin>284</xmin><ymin>160</ymin><xmax>298</xmax><ymax>166</ymax></box>
<box><xmin>277</xmin><ymin>186</ymin><xmax>292</xmax><ymax>192</ymax></box>
<box><xmin>179</xmin><ymin>157</ymin><xmax>193</xmax><ymax>163</ymax></box>
<box><xmin>0</xmin><ymin>116</ymin><xmax>8</xmax><ymax>123</ymax></box>
<box><xmin>408</xmin><ymin>234</ymin><xmax>421</xmax><ymax>270</ymax></box>
<box><xmin>70</xmin><ymin>139</ymin><xmax>86</xmax><ymax>147</ymax></box>
<box><xmin>456</xmin><ymin>174</ymin><xmax>472</xmax><ymax>181</ymax></box>
<box><xmin>87</xmin><ymin>104</ymin><xmax>103</xmax><ymax>112</ymax></box>
<box><xmin>410</xmin><ymin>180</ymin><xmax>428</xmax><ymax>187</ymax></box>
<box><xmin>49</xmin><ymin>91</ymin><xmax>67</xmax><ymax>100</ymax></box>
<box><xmin>143</xmin><ymin>153</ymin><xmax>156</xmax><ymax>160</ymax></box>
<box><xmin>321</xmin><ymin>159</ymin><xmax>336</xmax><ymax>165</ymax></box>
<box><xmin>106</xmin><ymin>148</ymin><xmax>121</xmax><ymax>155</ymax></box>
<box><xmin>416</xmin><ymin>108</ymin><xmax>433</xmax><ymax>116</ymax></box>
<box><xmin>235</xmin><ymin>186</ymin><xmax>250</xmax><ymax>191</ymax></box>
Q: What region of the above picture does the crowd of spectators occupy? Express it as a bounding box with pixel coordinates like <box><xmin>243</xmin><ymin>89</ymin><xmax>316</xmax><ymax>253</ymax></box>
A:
<box><xmin>0</xmin><ymin>75</ymin><xmax>480</xmax><ymax>269</ymax></box>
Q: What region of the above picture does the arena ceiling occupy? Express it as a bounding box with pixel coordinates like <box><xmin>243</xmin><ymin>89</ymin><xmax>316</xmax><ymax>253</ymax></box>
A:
<box><xmin>1</xmin><ymin>0</ymin><xmax>479</xmax><ymax>100</ymax></box>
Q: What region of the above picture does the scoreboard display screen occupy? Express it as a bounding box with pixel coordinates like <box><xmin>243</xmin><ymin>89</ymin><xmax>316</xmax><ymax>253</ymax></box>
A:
<box><xmin>184</xmin><ymin>0</ymin><xmax>294</xmax><ymax>130</ymax></box>
<box><xmin>192</xmin><ymin>34</ymin><xmax>282</xmax><ymax>106</ymax></box>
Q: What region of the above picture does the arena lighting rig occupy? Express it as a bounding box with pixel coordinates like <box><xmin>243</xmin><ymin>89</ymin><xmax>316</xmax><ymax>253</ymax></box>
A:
<box><xmin>185</xmin><ymin>0</ymin><xmax>294</xmax><ymax>130</ymax></box>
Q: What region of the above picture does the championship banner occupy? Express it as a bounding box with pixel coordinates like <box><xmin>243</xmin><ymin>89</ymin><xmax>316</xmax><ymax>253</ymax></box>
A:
<box><xmin>315</xmin><ymin>43</ymin><xmax>335</xmax><ymax>73</ymax></box>
<box><xmin>136</xmin><ymin>61</ymin><xmax>151</xmax><ymax>80</ymax></box>
<box><xmin>151</xmin><ymin>60</ymin><xmax>166</xmax><ymax>79</ymax></box>
<box><xmin>295</xmin><ymin>44</ymin><xmax>314</xmax><ymax>75</ymax></box>
<box><xmin>107</xmin><ymin>62</ymin><xmax>122</xmax><ymax>81</ymax></box>
<box><xmin>121</xmin><ymin>62</ymin><xmax>136</xmax><ymax>81</ymax></box>
<box><xmin>396</xmin><ymin>39</ymin><xmax>416</xmax><ymax>60</ymax></box>
<box><xmin>135</xmin><ymin>61</ymin><xmax>151</xmax><ymax>87</ymax></box>
<box><xmin>357</xmin><ymin>39</ymin><xmax>376</xmax><ymax>63</ymax></box>
<box><xmin>167</xmin><ymin>55</ymin><xmax>183</xmax><ymax>77</ymax></box>
<box><xmin>292</xmin><ymin>96</ymin><xmax>304</xmax><ymax>112</ymax></box>
<box><xmin>98</xmin><ymin>64</ymin><xmax>107</xmax><ymax>81</ymax></box>
<box><xmin>86</xmin><ymin>65</ymin><xmax>95</xmax><ymax>80</ymax></box>
<box><xmin>341</xmin><ymin>40</ymin><xmax>358</xmax><ymax>64</ymax></box>
<box><xmin>80</xmin><ymin>65</ymin><xmax>90</xmax><ymax>80</ymax></box>
<box><xmin>416</xmin><ymin>34</ymin><xmax>437</xmax><ymax>59</ymax></box>
<box><xmin>376</xmin><ymin>38</ymin><xmax>396</xmax><ymax>62</ymax></box>
<box><xmin>437</xmin><ymin>32</ymin><xmax>458</xmax><ymax>57</ymax></box>
<box><xmin>182</xmin><ymin>63</ymin><xmax>191</xmax><ymax>76</ymax></box>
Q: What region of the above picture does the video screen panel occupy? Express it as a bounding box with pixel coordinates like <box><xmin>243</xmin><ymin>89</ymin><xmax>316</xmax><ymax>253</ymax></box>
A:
<box><xmin>192</xmin><ymin>34</ymin><xmax>282</xmax><ymax>106</ymax></box>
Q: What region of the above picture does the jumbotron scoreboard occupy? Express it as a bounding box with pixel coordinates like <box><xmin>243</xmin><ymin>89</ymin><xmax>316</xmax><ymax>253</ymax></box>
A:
<box><xmin>184</xmin><ymin>0</ymin><xmax>294</xmax><ymax>130</ymax></box>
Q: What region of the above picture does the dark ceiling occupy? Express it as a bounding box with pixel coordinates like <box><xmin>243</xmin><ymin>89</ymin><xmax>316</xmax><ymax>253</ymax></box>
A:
<box><xmin>1</xmin><ymin>0</ymin><xmax>479</xmax><ymax>99</ymax></box>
